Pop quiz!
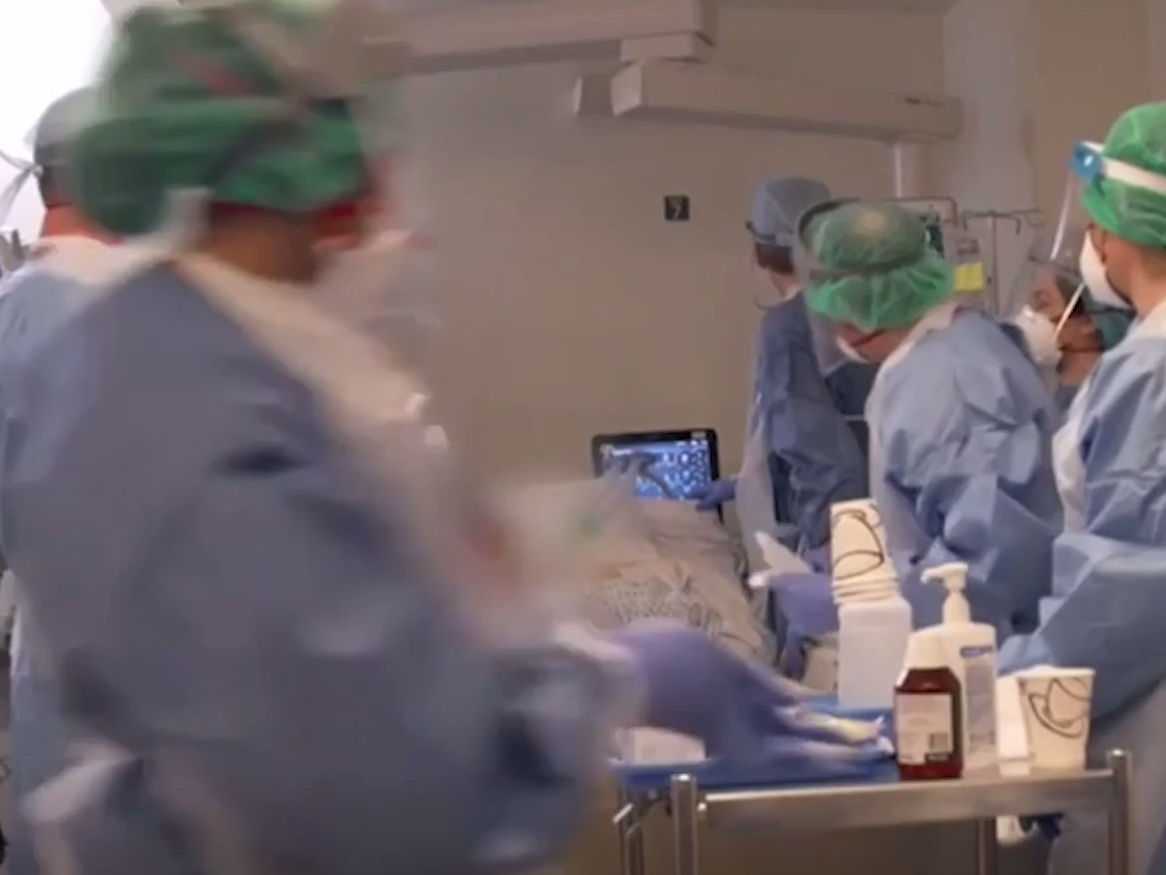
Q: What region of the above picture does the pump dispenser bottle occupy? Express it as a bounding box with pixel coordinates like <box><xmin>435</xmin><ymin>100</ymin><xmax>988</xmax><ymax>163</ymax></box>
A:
<box><xmin>908</xmin><ymin>562</ymin><xmax>998</xmax><ymax>773</ymax></box>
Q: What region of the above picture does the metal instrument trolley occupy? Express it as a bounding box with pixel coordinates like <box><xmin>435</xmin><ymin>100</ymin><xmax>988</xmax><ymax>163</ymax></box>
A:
<box><xmin>614</xmin><ymin>750</ymin><xmax>1134</xmax><ymax>875</ymax></box>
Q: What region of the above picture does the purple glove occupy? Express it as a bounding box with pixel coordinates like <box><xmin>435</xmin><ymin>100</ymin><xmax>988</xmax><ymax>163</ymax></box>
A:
<box><xmin>695</xmin><ymin>477</ymin><xmax>736</xmax><ymax>511</ymax></box>
<box><xmin>612</xmin><ymin>621</ymin><xmax>809</xmax><ymax>763</ymax></box>
<box><xmin>768</xmin><ymin>572</ymin><xmax>838</xmax><ymax>638</ymax></box>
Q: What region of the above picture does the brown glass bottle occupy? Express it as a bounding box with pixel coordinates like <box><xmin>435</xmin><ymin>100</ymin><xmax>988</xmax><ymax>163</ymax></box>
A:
<box><xmin>894</xmin><ymin>664</ymin><xmax>963</xmax><ymax>781</ymax></box>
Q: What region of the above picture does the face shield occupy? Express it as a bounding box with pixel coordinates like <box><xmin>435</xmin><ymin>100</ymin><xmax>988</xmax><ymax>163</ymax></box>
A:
<box><xmin>0</xmin><ymin>151</ymin><xmax>36</xmax><ymax>238</ymax></box>
<box><xmin>1052</xmin><ymin>141</ymin><xmax>1166</xmax><ymax>311</ymax></box>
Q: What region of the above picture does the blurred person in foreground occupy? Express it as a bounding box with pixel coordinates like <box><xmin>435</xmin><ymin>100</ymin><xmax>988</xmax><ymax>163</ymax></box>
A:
<box><xmin>0</xmin><ymin>2</ymin><xmax>888</xmax><ymax>873</ymax></box>
<box><xmin>0</xmin><ymin>86</ymin><xmax>144</xmax><ymax>875</ymax></box>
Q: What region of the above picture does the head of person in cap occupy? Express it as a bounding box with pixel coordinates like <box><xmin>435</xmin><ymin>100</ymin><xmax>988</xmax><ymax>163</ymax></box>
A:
<box><xmin>747</xmin><ymin>175</ymin><xmax>833</xmax><ymax>306</ymax></box>
<box><xmin>0</xmin><ymin>87</ymin><xmax>106</xmax><ymax>257</ymax></box>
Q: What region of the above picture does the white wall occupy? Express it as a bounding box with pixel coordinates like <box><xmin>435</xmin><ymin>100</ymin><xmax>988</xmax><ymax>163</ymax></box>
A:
<box><xmin>1026</xmin><ymin>0</ymin><xmax>1149</xmax><ymax>214</ymax></box>
<box><xmin>409</xmin><ymin>7</ymin><xmax>944</xmax><ymax>479</ymax></box>
<box><xmin>0</xmin><ymin>0</ymin><xmax>111</xmax><ymax>239</ymax></box>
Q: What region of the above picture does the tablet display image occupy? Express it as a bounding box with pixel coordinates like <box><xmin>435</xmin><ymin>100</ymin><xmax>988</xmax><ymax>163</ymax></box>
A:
<box><xmin>591</xmin><ymin>430</ymin><xmax>720</xmax><ymax>502</ymax></box>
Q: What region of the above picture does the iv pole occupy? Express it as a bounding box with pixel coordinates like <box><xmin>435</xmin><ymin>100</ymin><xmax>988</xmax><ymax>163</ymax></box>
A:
<box><xmin>960</xmin><ymin>208</ymin><xmax>1044</xmax><ymax>314</ymax></box>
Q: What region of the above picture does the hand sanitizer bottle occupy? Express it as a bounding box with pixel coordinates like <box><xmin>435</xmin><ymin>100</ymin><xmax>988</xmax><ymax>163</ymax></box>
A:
<box><xmin>919</xmin><ymin>562</ymin><xmax>998</xmax><ymax>773</ymax></box>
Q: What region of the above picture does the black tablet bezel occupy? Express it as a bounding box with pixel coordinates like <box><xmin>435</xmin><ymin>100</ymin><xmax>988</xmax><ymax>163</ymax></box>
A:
<box><xmin>590</xmin><ymin>429</ymin><xmax>722</xmax><ymax>517</ymax></box>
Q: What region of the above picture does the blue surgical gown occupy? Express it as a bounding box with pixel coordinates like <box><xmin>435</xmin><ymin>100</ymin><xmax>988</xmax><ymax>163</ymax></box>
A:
<box><xmin>877</xmin><ymin>311</ymin><xmax>1063</xmax><ymax>637</ymax></box>
<box><xmin>999</xmin><ymin>327</ymin><xmax>1166</xmax><ymax>875</ymax></box>
<box><xmin>0</xmin><ymin>265</ymin><xmax>101</xmax><ymax>875</ymax></box>
<box><xmin>757</xmin><ymin>295</ymin><xmax>875</xmax><ymax>549</ymax></box>
<box><xmin>1053</xmin><ymin>381</ymin><xmax>1080</xmax><ymax>416</ymax></box>
<box><xmin>0</xmin><ymin>265</ymin><xmax>622</xmax><ymax>875</ymax></box>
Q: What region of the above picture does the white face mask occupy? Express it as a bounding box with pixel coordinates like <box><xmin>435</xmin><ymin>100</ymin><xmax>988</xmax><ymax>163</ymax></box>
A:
<box><xmin>1078</xmin><ymin>234</ymin><xmax>1129</xmax><ymax>310</ymax></box>
<box><xmin>1013</xmin><ymin>306</ymin><xmax>1062</xmax><ymax>368</ymax></box>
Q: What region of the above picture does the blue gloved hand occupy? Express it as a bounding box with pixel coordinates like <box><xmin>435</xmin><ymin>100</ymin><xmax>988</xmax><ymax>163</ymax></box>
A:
<box><xmin>613</xmin><ymin>621</ymin><xmax>882</xmax><ymax>764</ymax></box>
<box><xmin>765</xmin><ymin>571</ymin><xmax>837</xmax><ymax>682</ymax></box>
<box><xmin>613</xmin><ymin>621</ymin><xmax>891</xmax><ymax>777</ymax></box>
<box><xmin>695</xmin><ymin>477</ymin><xmax>736</xmax><ymax>510</ymax></box>
<box><xmin>768</xmin><ymin>572</ymin><xmax>838</xmax><ymax>638</ymax></box>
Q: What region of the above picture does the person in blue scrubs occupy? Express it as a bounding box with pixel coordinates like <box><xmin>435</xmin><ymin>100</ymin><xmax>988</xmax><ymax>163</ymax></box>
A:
<box><xmin>700</xmin><ymin>177</ymin><xmax>876</xmax><ymax>568</ymax></box>
<box><xmin>772</xmin><ymin>200</ymin><xmax>1061</xmax><ymax>643</ymax></box>
<box><xmin>0</xmin><ymin>4</ymin><xmax>888</xmax><ymax>871</ymax></box>
<box><xmin>0</xmin><ymin>86</ymin><xmax>141</xmax><ymax>875</ymax></box>
<box><xmin>1000</xmin><ymin>102</ymin><xmax>1166</xmax><ymax>875</ymax></box>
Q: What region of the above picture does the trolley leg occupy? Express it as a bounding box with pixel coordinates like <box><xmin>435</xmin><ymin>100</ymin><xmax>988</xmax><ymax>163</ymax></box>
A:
<box><xmin>1107</xmin><ymin>750</ymin><xmax>1134</xmax><ymax>875</ymax></box>
<box><xmin>615</xmin><ymin>790</ymin><xmax>646</xmax><ymax>875</ymax></box>
<box><xmin>670</xmin><ymin>774</ymin><xmax>700</xmax><ymax>875</ymax></box>
<box><xmin>972</xmin><ymin>818</ymin><xmax>999</xmax><ymax>875</ymax></box>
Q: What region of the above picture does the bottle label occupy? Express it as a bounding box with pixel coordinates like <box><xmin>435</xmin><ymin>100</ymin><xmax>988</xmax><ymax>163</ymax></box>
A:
<box><xmin>894</xmin><ymin>692</ymin><xmax>955</xmax><ymax>765</ymax></box>
<box><xmin>961</xmin><ymin>645</ymin><xmax>998</xmax><ymax>759</ymax></box>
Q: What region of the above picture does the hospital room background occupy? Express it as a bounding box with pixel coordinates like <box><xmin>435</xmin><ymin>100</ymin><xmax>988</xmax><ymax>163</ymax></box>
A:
<box><xmin>0</xmin><ymin>0</ymin><xmax>1156</xmax><ymax>482</ymax></box>
<box><xmin>0</xmin><ymin>0</ymin><xmax>1161</xmax><ymax>873</ymax></box>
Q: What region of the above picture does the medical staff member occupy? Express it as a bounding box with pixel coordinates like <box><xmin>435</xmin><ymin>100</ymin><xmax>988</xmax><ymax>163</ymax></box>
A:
<box><xmin>1000</xmin><ymin>101</ymin><xmax>1166</xmax><ymax>875</ymax></box>
<box><xmin>775</xmin><ymin>200</ymin><xmax>1061</xmax><ymax>641</ymax></box>
<box><xmin>700</xmin><ymin>177</ymin><xmax>875</xmax><ymax>566</ymax></box>
<box><xmin>0</xmin><ymin>3</ymin><xmax>885</xmax><ymax>872</ymax></box>
<box><xmin>1012</xmin><ymin>226</ymin><xmax>1132</xmax><ymax>412</ymax></box>
<box><xmin>0</xmin><ymin>87</ymin><xmax>138</xmax><ymax>875</ymax></box>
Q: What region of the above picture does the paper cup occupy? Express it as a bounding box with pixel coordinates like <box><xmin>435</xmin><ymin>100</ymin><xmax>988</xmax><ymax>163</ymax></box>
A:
<box><xmin>1014</xmin><ymin>667</ymin><xmax>1095</xmax><ymax>771</ymax></box>
<box><xmin>830</xmin><ymin>498</ymin><xmax>895</xmax><ymax>585</ymax></box>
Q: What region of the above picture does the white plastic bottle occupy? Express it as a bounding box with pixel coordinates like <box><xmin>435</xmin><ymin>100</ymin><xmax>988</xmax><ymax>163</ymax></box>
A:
<box><xmin>837</xmin><ymin>582</ymin><xmax>913</xmax><ymax>709</ymax></box>
<box><xmin>918</xmin><ymin>562</ymin><xmax>999</xmax><ymax>773</ymax></box>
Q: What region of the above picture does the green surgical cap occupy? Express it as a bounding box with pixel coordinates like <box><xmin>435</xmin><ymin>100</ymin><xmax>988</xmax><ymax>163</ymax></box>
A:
<box><xmin>805</xmin><ymin>201</ymin><xmax>953</xmax><ymax>332</ymax></box>
<box><xmin>72</xmin><ymin>0</ymin><xmax>394</xmax><ymax>237</ymax></box>
<box><xmin>1081</xmin><ymin>102</ymin><xmax>1166</xmax><ymax>248</ymax></box>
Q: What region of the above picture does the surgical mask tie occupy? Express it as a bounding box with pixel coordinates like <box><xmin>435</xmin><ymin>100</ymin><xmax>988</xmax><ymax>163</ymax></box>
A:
<box><xmin>0</xmin><ymin>149</ymin><xmax>38</xmax><ymax>230</ymax></box>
